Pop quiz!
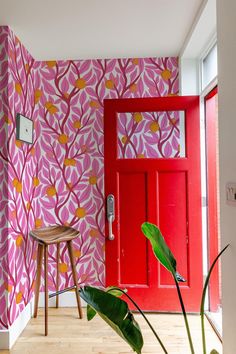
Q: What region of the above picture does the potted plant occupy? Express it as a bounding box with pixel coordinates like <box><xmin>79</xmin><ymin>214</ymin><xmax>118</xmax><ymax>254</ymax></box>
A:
<box><xmin>79</xmin><ymin>222</ymin><xmax>228</xmax><ymax>354</ymax></box>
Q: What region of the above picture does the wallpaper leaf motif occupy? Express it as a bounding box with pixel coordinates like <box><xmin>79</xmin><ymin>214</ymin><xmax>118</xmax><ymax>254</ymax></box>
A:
<box><xmin>118</xmin><ymin>111</ymin><xmax>181</xmax><ymax>158</ymax></box>
<box><xmin>0</xmin><ymin>26</ymin><xmax>9</xmax><ymax>330</ymax></box>
<box><xmin>0</xmin><ymin>25</ymin><xmax>179</xmax><ymax>330</ymax></box>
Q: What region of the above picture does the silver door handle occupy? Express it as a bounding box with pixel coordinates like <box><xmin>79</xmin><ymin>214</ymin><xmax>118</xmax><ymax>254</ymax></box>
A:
<box><xmin>108</xmin><ymin>214</ymin><xmax>115</xmax><ymax>240</ymax></box>
<box><xmin>107</xmin><ymin>194</ymin><xmax>115</xmax><ymax>240</ymax></box>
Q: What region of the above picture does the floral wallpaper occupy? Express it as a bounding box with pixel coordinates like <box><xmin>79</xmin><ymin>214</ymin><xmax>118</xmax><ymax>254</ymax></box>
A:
<box><xmin>0</xmin><ymin>25</ymin><xmax>179</xmax><ymax>330</ymax></box>
<box><xmin>0</xmin><ymin>26</ymin><xmax>9</xmax><ymax>330</ymax></box>
<box><xmin>36</xmin><ymin>56</ymin><xmax>179</xmax><ymax>294</ymax></box>
<box><xmin>0</xmin><ymin>26</ymin><xmax>39</xmax><ymax>329</ymax></box>
<box><xmin>118</xmin><ymin>110</ymin><xmax>181</xmax><ymax>158</ymax></box>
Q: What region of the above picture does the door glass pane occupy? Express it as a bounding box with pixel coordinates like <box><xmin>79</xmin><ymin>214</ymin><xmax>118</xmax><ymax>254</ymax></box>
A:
<box><xmin>117</xmin><ymin>111</ymin><xmax>185</xmax><ymax>158</ymax></box>
<box><xmin>202</xmin><ymin>44</ymin><xmax>218</xmax><ymax>90</ymax></box>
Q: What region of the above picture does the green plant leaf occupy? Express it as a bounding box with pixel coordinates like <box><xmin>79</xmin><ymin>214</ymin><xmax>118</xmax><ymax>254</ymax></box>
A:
<box><xmin>210</xmin><ymin>350</ymin><xmax>219</xmax><ymax>354</ymax></box>
<box><xmin>142</xmin><ymin>222</ymin><xmax>183</xmax><ymax>280</ymax></box>
<box><xmin>80</xmin><ymin>286</ymin><xmax>144</xmax><ymax>354</ymax></box>
<box><xmin>106</xmin><ymin>286</ymin><xmax>127</xmax><ymax>297</ymax></box>
<box><xmin>87</xmin><ymin>304</ymin><xmax>97</xmax><ymax>321</ymax></box>
<box><xmin>87</xmin><ymin>286</ymin><xmax>126</xmax><ymax>321</ymax></box>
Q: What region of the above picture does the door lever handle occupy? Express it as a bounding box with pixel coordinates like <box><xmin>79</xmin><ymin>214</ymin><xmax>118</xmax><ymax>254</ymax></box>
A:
<box><xmin>108</xmin><ymin>214</ymin><xmax>115</xmax><ymax>240</ymax></box>
<box><xmin>107</xmin><ymin>194</ymin><xmax>115</xmax><ymax>240</ymax></box>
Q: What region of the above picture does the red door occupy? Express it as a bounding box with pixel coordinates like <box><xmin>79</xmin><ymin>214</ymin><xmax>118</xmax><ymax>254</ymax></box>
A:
<box><xmin>104</xmin><ymin>96</ymin><xmax>202</xmax><ymax>312</ymax></box>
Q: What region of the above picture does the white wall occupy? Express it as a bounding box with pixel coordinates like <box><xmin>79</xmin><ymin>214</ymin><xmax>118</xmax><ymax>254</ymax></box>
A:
<box><xmin>217</xmin><ymin>0</ymin><xmax>236</xmax><ymax>352</ymax></box>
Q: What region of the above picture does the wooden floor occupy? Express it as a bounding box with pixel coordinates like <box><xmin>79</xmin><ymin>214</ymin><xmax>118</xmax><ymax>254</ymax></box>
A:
<box><xmin>1</xmin><ymin>308</ymin><xmax>222</xmax><ymax>354</ymax></box>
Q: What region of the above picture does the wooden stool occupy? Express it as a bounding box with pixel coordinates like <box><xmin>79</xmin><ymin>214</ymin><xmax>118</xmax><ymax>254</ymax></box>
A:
<box><xmin>30</xmin><ymin>225</ymin><xmax>83</xmax><ymax>336</ymax></box>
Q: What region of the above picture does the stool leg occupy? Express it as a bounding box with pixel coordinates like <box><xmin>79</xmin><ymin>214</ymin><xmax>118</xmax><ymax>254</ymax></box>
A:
<box><xmin>44</xmin><ymin>245</ymin><xmax>48</xmax><ymax>336</ymax></box>
<box><xmin>67</xmin><ymin>240</ymin><xmax>83</xmax><ymax>319</ymax></box>
<box><xmin>34</xmin><ymin>243</ymin><xmax>43</xmax><ymax>318</ymax></box>
<box><xmin>56</xmin><ymin>243</ymin><xmax>60</xmax><ymax>308</ymax></box>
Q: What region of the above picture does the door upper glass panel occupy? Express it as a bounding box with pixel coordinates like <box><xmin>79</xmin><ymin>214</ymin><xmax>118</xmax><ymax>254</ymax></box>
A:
<box><xmin>117</xmin><ymin>111</ymin><xmax>185</xmax><ymax>158</ymax></box>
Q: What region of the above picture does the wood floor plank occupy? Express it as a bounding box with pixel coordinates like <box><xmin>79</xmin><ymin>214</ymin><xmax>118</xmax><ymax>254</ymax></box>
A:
<box><xmin>0</xmin><ymin>308</ymin><xmax>222</xmax><ymax>354</ymax></box>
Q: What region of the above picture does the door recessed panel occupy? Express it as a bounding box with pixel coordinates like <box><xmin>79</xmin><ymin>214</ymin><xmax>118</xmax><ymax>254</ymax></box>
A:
<box><xmin>158</xmin><ymin>171</ymin><xmax>189</xmax><ymax>286</ymax></box>
<box><xmin>119</xmin><ymin>172</ymin><xmax>148</xmax><ymax>286</ymax></box>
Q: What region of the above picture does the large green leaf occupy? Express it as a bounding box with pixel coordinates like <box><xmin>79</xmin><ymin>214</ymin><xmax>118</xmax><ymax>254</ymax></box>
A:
<box><xmin>141</xmin><ymin>222</ymin><xmax>180</xmax><ymax>279</ymax></box>
<box><xmin>80</xmin><ymin>286</ymin><xmax>143</xmax><ymax>354</ymax></box>
<box><xmin>87</xmin><ymin>304</ymin><xmax>97</xmax><ymax>321</ymax></box>
<box><xmin>87</xmin><ymin>286</ymin><xmax>127</xmax><ymax>321</ymax></box>
<box><xmin>106</xmin><ymin>286</ymin><xmax>127</xmax><ymax>297</ymax></box>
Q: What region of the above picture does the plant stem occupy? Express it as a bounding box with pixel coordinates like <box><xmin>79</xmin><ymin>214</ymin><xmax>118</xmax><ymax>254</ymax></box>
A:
<box><xmin>174</xmin><ymin>278</ymin><xmax>195</xmax><ymax>354</ymax></box>
<box><xmin>200</xmin><ymin>244</ymin><xmax>229</xmax><ymax>354</ymax></box>
<box><xmin>110</xmin><ymin>288</ymin><xmax>168</xmax><ymax>354</ymax></box>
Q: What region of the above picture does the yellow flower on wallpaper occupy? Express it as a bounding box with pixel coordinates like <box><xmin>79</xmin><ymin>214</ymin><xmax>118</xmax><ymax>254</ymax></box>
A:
<box><xmin>73</xmin><ymin>120</ymin><xmax>81</xmax><ymax>129</ymax></box>
<box><xmin>89</xmin><ymin>228</ymin><xmax>99</xmax><ymax>238</ymax></box>
<box><xmin>15</xmin><ymin>82</ymin><xmax>22</xmax><ymax>94</ymax></box>
<box><xmin>149</xmin><ymin>121</ymin><xmax>160</xmax><ymax>132</ymax></box>
<box><xmin>45</xmin><ymin>101</ymin><xmax>58</xmax><ymax>114</ymax></box>
<box><xmin>161</xmin><ymin>69</ymin><xmax>172</xmax><ymax>81</ymax></box>
<box><xmin>130</xmin><ymin>83</ymin><xmax>137</xmax><ymax>92</ymax></box>
<box><xmin>33</xmin><ymin>177</ymin><xmax>40</xmax><ymax>187</ymax></box>
<box><xmin>35</xmin><ymin>219</ymin><xmax>42</xmax><ymax>228</ymax></box>
<box><xmin>132</xmin><ymin>58</ymin><xmax>139</xmax><ymax>65</ymax></box>
<box><xmin>12</xmin><ymin>178</ymin><xmax>22</xmax><ymax>193</ymax></box>
<box><xmin>59</xmin><ymin>263</ymin><xmax>68</xmax><ymax>273</ymax></box>
<box><xmin>89</xmin><ymin>100</ymin><xmax>100</xmax><ymax>109</ymax></box>
<box><xmin>6</xmin><ymin>283</ymin><xmax>12</xmax><ymax>293</ymax></box>
<box><xmin>75</xmin><ymin>78</ymin><xmax>86</xmax><ymax>89</ymax></box>
<box><xmin>133</xmin><ymin>112</ymin><xmax>143</xmax><ymax>123</ymax></box>
<box><xmin>4</xmin><ymin>115</ymin><xmax>11</xmax><ymax>124</ymax></box>
<box><xmin>75</xmin><ymin>207</ymin><xmax>86</xmax><ymax>218</ymax></box>
<box><xmin>46</xmin><ymin>60</ymin><xmax>57</xmax><ymax>68</ymax></box>
<box><xmin>74</xmin><ymin>249</ymin><xmax>82</xmax><ymax>258</ymax></box>
<box><xmin>46</xmin><ymin>186</ymin><xmax>57</xmax><ymax>197</ymax></box>
<box><xmin>16</xmin><ymin>234</ymin><xmax>23</xmax><ymax>247</ymax></box>
<box><xmin>105</xmin><ymin>79</ymin><xmax>114</xmax><ymax>89</ymax></box>
<box><xmin>16</xmin><ymin>292</ymin><xmax>23</xmax><ymax>304</ymax></box>
<box><xmin>34</xmin><ymin>89</ymin><xmax>42</xmax><ymax>104</ymax></box>
<box><xmin>121</xmin><ymin>136</ymin><xmax>128</xmax><ymax>144</ymax></box>
<box><xmin>30</xmin><ymin>147</ymin><xmax>36</xmax><ymax>156</ymax></box>
<box><xmin>89</xmin><ymin>175</ymin><xmax>97</xmax><ymax>185</ymax></box>
<box><xmin>137</xmin><ymin>153</ymin><xmax>145</xmax><ymax>158</ymax></box>
<box><xmin>58</xmin><ymin>133</ymin><xmax>68</xmax><ymax>144</ymax></box>
<box><xmin>64</xmin><ymin>158</ymin><xmax>76</xmax><ymax>166</ymax></box>
<box><xmin>15</xmin><ymin>140</ymin><xmax>22</xmax><ymax>148</ymax></box>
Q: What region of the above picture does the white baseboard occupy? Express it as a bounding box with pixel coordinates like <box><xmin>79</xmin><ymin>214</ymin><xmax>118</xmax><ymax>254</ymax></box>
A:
<box><xmin>0</xmin><ymin>300</ymin><xmax>33</xmax><ymax>350</ymax></box>
<box><xmin>0</xmin><ymin>292</ymin><xmax>86</xmax><ymax>350</ymax></box>
<box><xmin>37</xmin><ymin>290</ymin><xmax>86</xmax><ymax>308</ymax></box>
<box><xmin>0</xmin><ymin>329</ymin><xmax>9</xmax><ymax>350</ymax></box>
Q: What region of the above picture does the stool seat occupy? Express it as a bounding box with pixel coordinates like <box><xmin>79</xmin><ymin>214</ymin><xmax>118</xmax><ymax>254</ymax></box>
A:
<box><xmin>30</xmin><ymin>225</ymin><xmax>80</xmax><ymax>245</ymax></box>
<box><xmin>30</xmin><ymin>225</ymin><xmax>83</xmax><ymax>336</ymax></box>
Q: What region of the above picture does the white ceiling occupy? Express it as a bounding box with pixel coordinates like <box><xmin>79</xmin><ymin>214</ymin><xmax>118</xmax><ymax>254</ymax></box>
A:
<box><xmin>0</xmin><ymin>0</ymin><xmax>204</xmax><ymax>61</ymax></box>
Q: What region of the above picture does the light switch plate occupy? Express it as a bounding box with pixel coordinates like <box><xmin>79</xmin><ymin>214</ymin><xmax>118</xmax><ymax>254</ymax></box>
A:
<box><xmin>226</xmin><ymin>182</ymin><xmax>236</xmax><ymax>206</ymax></box>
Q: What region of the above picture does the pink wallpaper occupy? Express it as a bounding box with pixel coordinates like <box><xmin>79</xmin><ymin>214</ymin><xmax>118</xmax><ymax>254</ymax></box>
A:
<box><xmin>36</xmin><ymin>57</ymin><xmax>179</xmax><ymax>293</ymax></box>
<box><xmin>118</xmin><ymin>110</ymin><xmax>181</xmax><ymax>158</ymax></box>
<box><xmin>0</xmin><ymin>26</ymin><xmax>179</xmax><ymax>330</ymax></box>
<box><xmin>0</xmin><ymin>26</ymin><xmax>39</xmax><ymax>329</ymax></box>
<box><xmin>0</xmin><ymin>26</ymin><xmax>9</xmax><ymax>329</ymax></box>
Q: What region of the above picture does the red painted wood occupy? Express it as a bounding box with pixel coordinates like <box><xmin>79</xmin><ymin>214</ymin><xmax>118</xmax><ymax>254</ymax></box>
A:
<box><xmin>119</xmin><ymin>172</ymin><xmax>148</xmax><ymax>285</ymax></box>
<box><xmin>104</xmin><ymin>96</ymin><xmax>202</xmax><ymax>311</ymax></box>
<box><xmin>159</xmin><ymin>172</ymin><xmax>188</xmax><ymax>286</ymax></box>
<box><xmin>205</xmin><ymin>87</ymin><xmax>220</xmax><ymax>312</ymax></box>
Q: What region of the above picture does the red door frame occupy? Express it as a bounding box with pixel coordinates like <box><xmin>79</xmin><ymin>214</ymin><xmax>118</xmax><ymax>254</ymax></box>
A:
<box><xmin>205</xmin><ymin>87</ymin><xmax>220</xmax><ymax>311</ymax></box>
<box><xmin>104</xmin><ymin>96</ymin><xmax>203</xmax><ymax>312</ymax></box>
